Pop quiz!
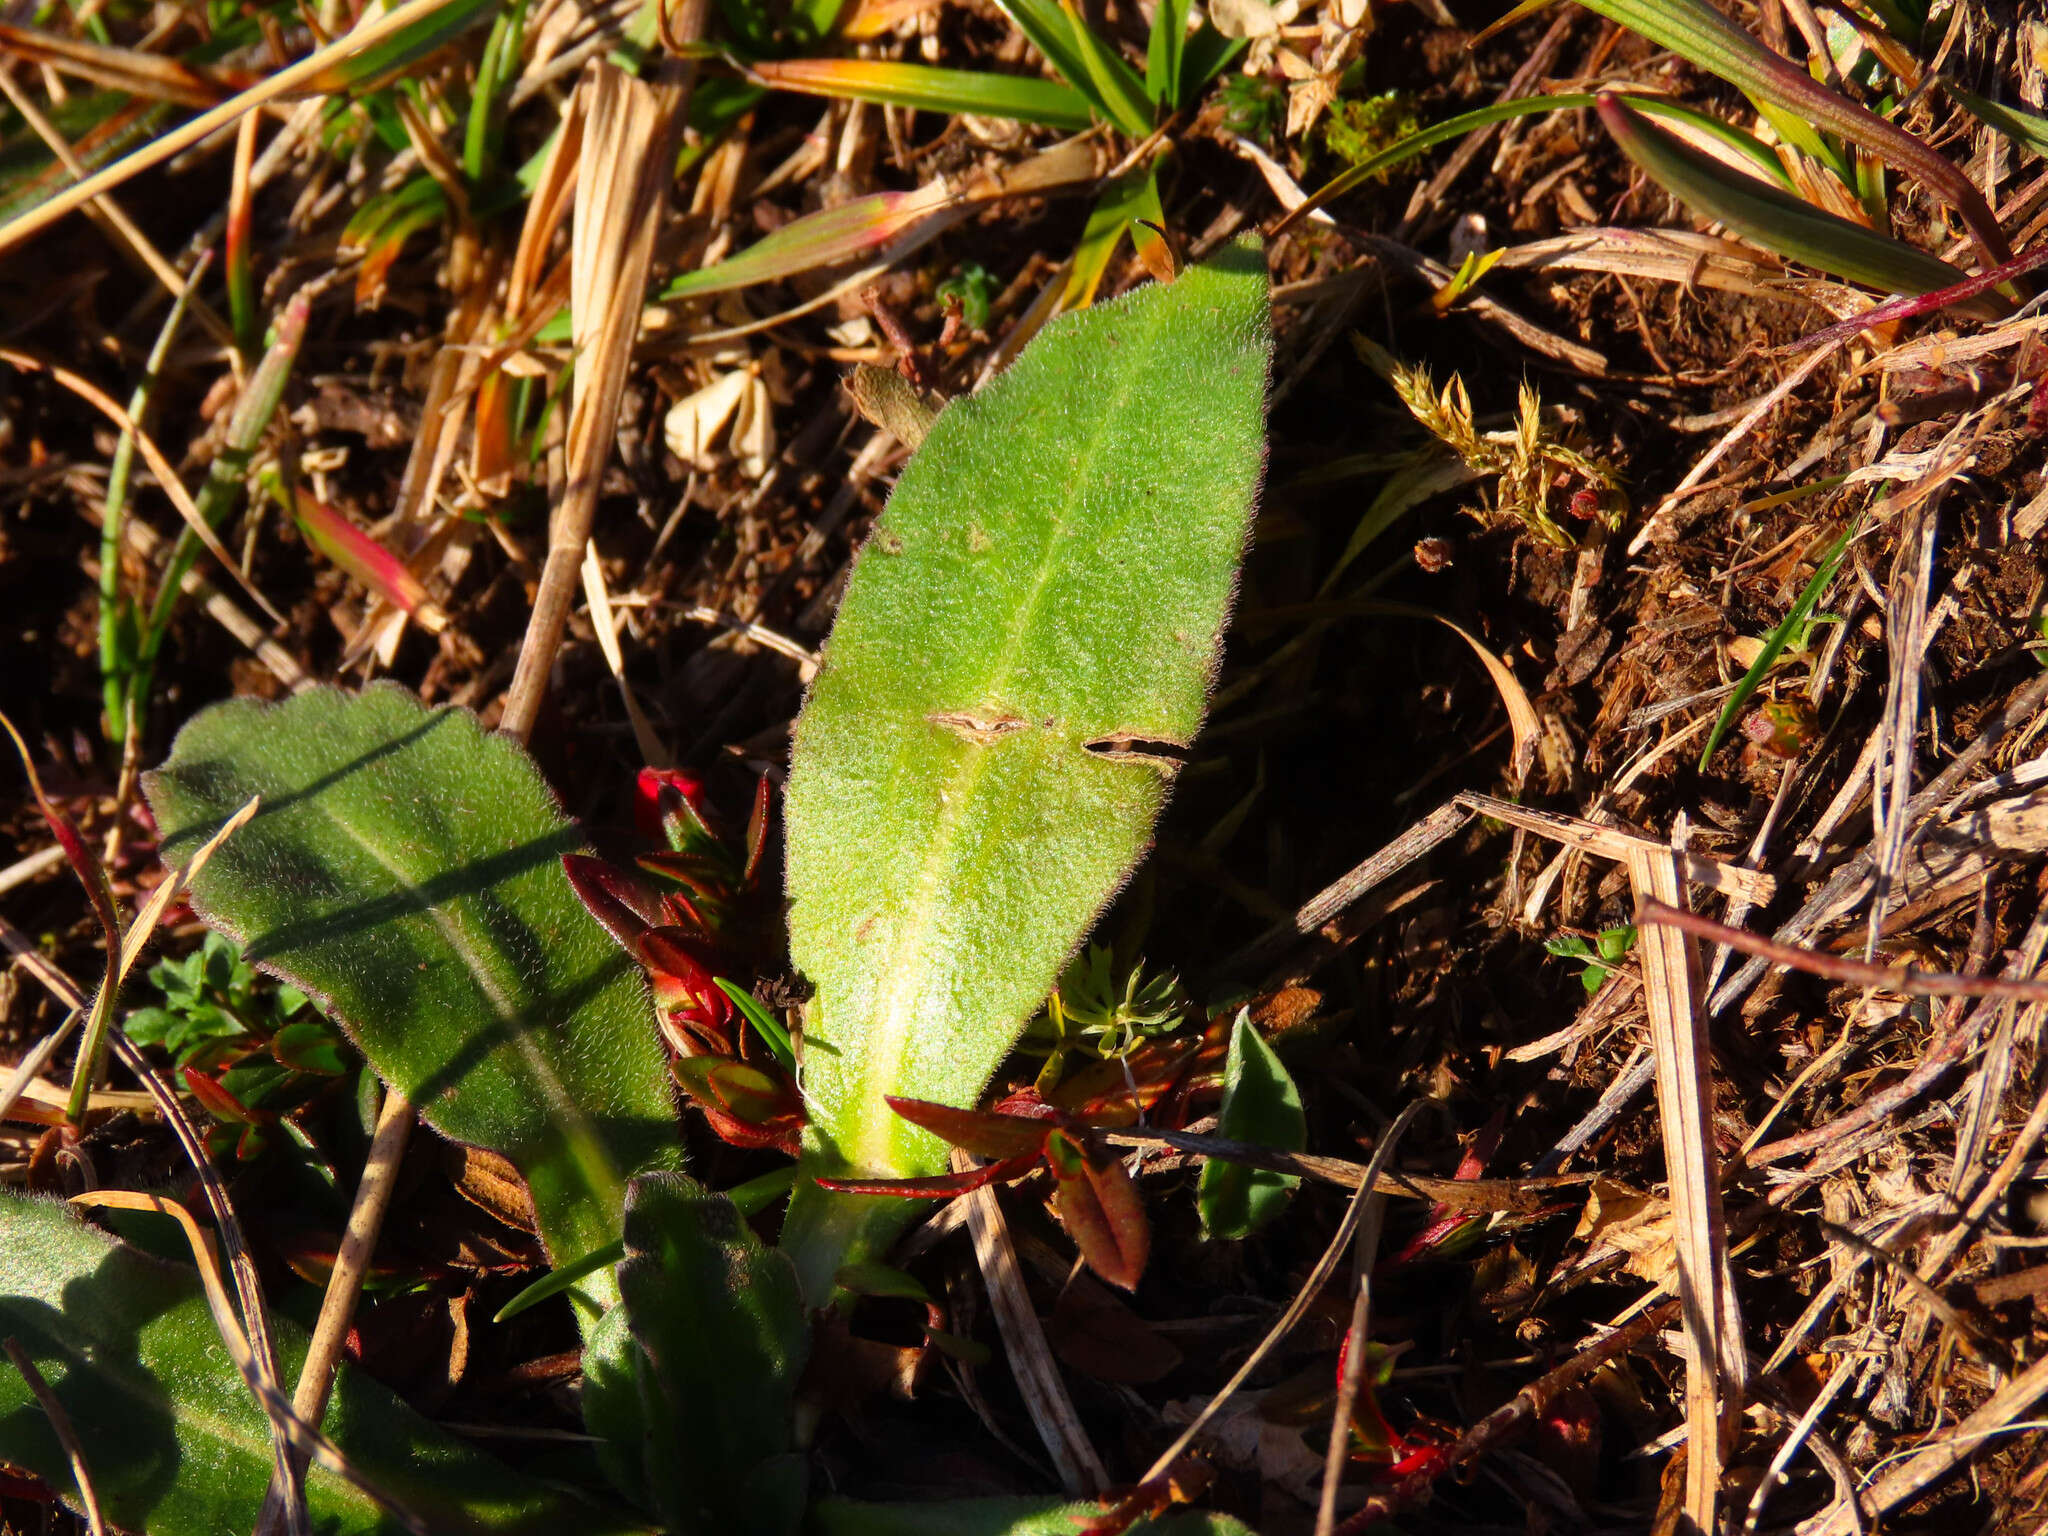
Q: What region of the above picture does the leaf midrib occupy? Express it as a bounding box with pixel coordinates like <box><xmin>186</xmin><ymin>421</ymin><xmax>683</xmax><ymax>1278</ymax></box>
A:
<box><xmin>285</xmin><ymin>782</ymin><xmax>628</xmax><ymax>1218</ymax></box>
<box><xmin>835</xmin><ymin>292</ymin><xmax>1177</xmax><ymax>1175</ymax></box>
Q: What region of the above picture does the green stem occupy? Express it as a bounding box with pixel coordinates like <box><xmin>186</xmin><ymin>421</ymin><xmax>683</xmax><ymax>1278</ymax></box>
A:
<box><xmin>101</xmin><ymin>266</ymin><xmax>208</xmax><ymax>745</ymax></box>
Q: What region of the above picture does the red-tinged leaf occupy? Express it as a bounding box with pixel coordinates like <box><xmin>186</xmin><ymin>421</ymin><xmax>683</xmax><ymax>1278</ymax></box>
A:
<box><xmin>286</xmin><ymin>484</ymin><xmax>445</xmax><ymax>631</ymax></box>
<box><xmin>635</xmin><ymin>766</ymin><xmax>715</xmax><ymax>846</ymax></box>
<box><xmin>746</xmin><ymin>57</ymin><xmax>1097</xmax><ymax>132</ymax></box>
<box><xmin>561</xmin><ymin>853</ymin><xmax>666</xmax><ymax>940</ymax></box>
<box><xmin>883</xmin><ymin>1096</ymin><xmax>1052</xmax><ymax>1161</ymax></box>
<box><xmin>812</xmin><ymin>1159</ymin><xmax>1028</xmax><ymax>1199</ymax></box>
<box><xmin>637</xmin><ymin>927</ymin><xmax>733</xmax><ymax>1033</ymax></box>
<box><xmin>670</xmin><ymin>1059</ymin><xmax>803</xmax><ymax>1153</ymax></box>
<box><xmin>700</xmin><ymin>1059</ymin><xmax>796</xmax><ymax>1118</ymax></box>
<box><xmin>1</xmin><ymin>714</ymin><xmax>118</xmax><ymax>956</ymax></box>
<box><xmin>181</xmin><ymin>1065</ymin><xmax>265</xmax><ymax>1125</ymax></box>
<box><xmin>742</xmin><ymin>775</ymin><xmax>771</xmax><ymax>886</ymax></box>
<box><xmin>1045</xmin><ymin>1128</ymin><xmax>1149</xmax><ymax>1290</ymax></box>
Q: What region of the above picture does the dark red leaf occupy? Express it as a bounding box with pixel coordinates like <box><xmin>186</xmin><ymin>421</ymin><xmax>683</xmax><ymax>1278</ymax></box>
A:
<box><xmin>1044</xmin><ymin>1129</ymin><xmax>1149</xmax><ymax>1291</ymax></box>
<box><xmin>884</xmin><ymin>1096</ymin><xmax>1052</xmax><ymax>1160</ymax></box>
<box><xmin>561</xmin><ymin>854</ymin><xmax>663</xmax><ymax>946</ymax></box>
<box><xmin>742</xmin><ymin>774</ymin><xmax>772</xmax><ymax>886</ymax></box>
<box><xmin>812</xmin><ymin>1157</ymin><xmax>1029</xmax><ymax>1199</ymax></box>
<box><xmin>182</xmin><ymin>1065</ymin><xmax>266</xmax><ymax>1125</ymax></box>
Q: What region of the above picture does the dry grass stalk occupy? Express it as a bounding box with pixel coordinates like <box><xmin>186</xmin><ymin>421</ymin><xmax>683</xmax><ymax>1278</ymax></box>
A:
<box><xmin>257</xmin><ymin>1085</ymin><xmax>416</xmax><ymax>1535</ymax></box>
<box><xmin>0</xmin><ymin>347</ymin><xmax>286</xmax><ymax>626</ymax></box>
<box><xmin>2</xmin><ymin>1336</ymin><xmax>107</xmax><ymax>1536</ymax></box>
<box><xmin>1809</xmin><ymin>1350</ymin><xmax>2048</xmax><ymax>1536</ymax></box>
<box><xmin>1314</xmin><ymin>1154</ymin><xmax>1392</xmax><ymax>1536</ymax></box>
<box><xmin>956</xmin><ymin>1148</ymin><xmax>1109</xmax><ymax>1496</ymax></box>
<box><xmin>1625</xmin><ymin>842</ymin><xmax>1744</xmax><ymax>1534</ymax></box>
<box><xmin>499</xmin><ymin>55</ymin><xmax>688</xmax><ymax>743</ymax></box>
<box><xmin>0</xmin><ymin>64</ymin><xmax>227</xmax><ymax>344</ymax></box>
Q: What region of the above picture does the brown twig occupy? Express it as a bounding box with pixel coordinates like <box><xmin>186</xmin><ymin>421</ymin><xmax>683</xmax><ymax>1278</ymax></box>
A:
<box><xmin>256</xmin><ymin>1084</ymin><xmax>414</xmax><ymax>1535</ymax></box>
<box><xmin>1638</xmin><ymin>899</ymin><xmax>2048</xmax><ymax>1002</ymax></box>
<box><xmin>1136</xmin><ymin>1102</ymin><xmax>1426</xmax><ymax>1489</ymax></box>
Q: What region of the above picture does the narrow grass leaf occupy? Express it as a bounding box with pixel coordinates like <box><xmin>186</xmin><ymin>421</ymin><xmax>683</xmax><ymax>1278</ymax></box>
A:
<box><xmin>749</xmin><ymin>58</ymin><xmax>1095</xmax><ymax>130</ymax></box>
<box><xmin>1062</xmin><ymin>159</ymin><xmax>1163</xmax><ymax>310</ymax></box>
<box><xmin>297</xmin><ymin>0</ymin><xmax>498</xmax><ymax>95</ymax></box>
<box><xmin>1145</xmin><ymin>0</ymin><xmax>1187</xmax><ymax>108</ymax></box>
<box><xmin>1287</xmin><ymin>91</ymin><xmax>1787</xmax><ymax>232</ymax></box>
<box><xmin>1944</xmin><ymin>81</ymin><xmax>2048</xmax><ymax>162</ymax></box>
<box><xmin>1198</xmin><ymin>1010</ymin><xmax>1304</xmax><ymax>1240</ymax></box>
<box><xmin>1597</xmin><ymin>96</ymin><xmax>1979</xmax><ymax>305</ymax></box>
<box><xmin>989</xmin><ymin>0</ymin><xmax>1151</xmax><ymax>134</ymax></box>
<box><xmin>1572</xmin><ymin>0</ymin><xmax>2011</xmax><ymax>269</ymax></box>
<box><xmin>1698</xmin><ymin>514</ymin><xmax>1862</xmax><ymax>768</ymax></box>
<box><xmin>660</xmin><ymin>179</ymin><xmax>962</xmax><ymax>303</ymax></box>
<box><xmin>712</xmin><ymin>977</ymin><xmax>797</xmax><ymax>1073</ymax></box>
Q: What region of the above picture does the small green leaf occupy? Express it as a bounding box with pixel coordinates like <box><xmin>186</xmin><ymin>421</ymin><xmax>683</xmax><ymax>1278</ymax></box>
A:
<box><xmin>143</xmin><ymin>685</ymin><xmax>681</xmax><ymax>1279</ymax></box>
<box><xmin>615</xmin><ymin>1173</ymin><xmax>808</xmax><ymax>1536</ymax></box>
<box><xmin>778</xmin><ymin>242</ymin><xmax>1271</xmax><ymax>1301</ymax></box>
<box><xmin>0</xmin><ymin>1193</ymin><xmax>642</xmax><ymax>1536</ymax></box>
<box><xmin>1198</xmin><ymin>1010</ymin><xmax>1304</xmax><ymax>1240</ymax></box>
<box><xmin>833</xmin><ymin>1260</ymin><xmax>933</xmax><ymax>1302</ymax></box>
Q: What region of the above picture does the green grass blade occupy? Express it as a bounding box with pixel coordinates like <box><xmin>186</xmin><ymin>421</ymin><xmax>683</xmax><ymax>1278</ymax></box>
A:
<box><xmin>1145</xmin><ymin>0</ymin><xmax>1187</xmax><ymax>108</ymax></box>
<box><xmin>1597</xmin><ymin>95</ymin><xmax>1977</xmax><ymax>305</ymax></box>
<box><xmin>1290</xmin><ymin>91</ymin><xmax>1789</xmax><ymax>229</ymax></box>
<box><xmin>1062</xmin><ymin>158</ymin><xmax>1163</xmax><ymax>310</ymax></box>
<box><xmin>777</xmin><ymin>241</ymin><xmax>1272</xmax><ymax>1303</ymax></box>
<box><xmin>1571</xmin><ymin>0</ymin><xmax>2012</xmax><ymax>269</ymax></box>
<box><xmin>748</xmin><ymin>57</ymin><xmax>1095</xmax><ymax>130</ymax></box>
<box><xmin>300</xmin><ymin>0</ymin><xmax>498</xmax><ymax>95</ymax></box>
<box><xmin>988</xmin><ymin>0</ymin><xmax>1151</xmax><ymax>134</ymax></box>
<box><xmin>1944</xmin><ymin>81</ymin><xmax>2048</xmax><ymax>162</ymax></box>
<box><xmin>1698</xmin><ymin>514</ymin><xmax>1863</xmax><ymax>769</ymax></box>
<box><xmin>713</xmin><ymin>976</ymin><xmax>797</xmax><ymax>1073</ymax></box>
<box><xmin>657</xmin><ymin>182</ymin><xmax>965</xmax><ymax>305</ymax></box>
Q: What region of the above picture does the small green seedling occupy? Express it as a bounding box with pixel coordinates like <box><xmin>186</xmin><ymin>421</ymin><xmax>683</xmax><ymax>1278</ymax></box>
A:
<box><xmin>1545</xmin><ymin>924</ymin><xmax>1639</xmax><ymax>997</ymax></box>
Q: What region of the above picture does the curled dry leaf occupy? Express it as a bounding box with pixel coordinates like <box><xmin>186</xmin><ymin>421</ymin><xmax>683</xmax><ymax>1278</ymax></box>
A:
<box><xmin>662</xmin><ymin>367</ymin><xmax>775</xmax><ymax>479</ymax></box>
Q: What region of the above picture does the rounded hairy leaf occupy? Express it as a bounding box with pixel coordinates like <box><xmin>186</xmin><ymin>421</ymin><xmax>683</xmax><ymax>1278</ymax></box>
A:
<box><xmin>0</xmin><ymin>1193</ymin><xmax>642</xmax><ymax>1536</ymax></box>
<box><xmin>143</xmin><ymin>684</ymin><xmax>680</xmax><ymax>1267</ymax></box>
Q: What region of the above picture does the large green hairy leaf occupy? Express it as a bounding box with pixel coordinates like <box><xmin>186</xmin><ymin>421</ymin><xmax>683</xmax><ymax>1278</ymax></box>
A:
<box><xmin>143</xmin><ymin>684</ymin><xmax>679</xmax><ymax>1270</ymax></box>
<box><xmin>780</xmin><ymin>241</ymin><xmax>1271</xmax><ymax>1296</ymax></box>
<box><xmin>0</xmin><ymin>1193</ymin><xmax>642</xmax><ymax>1535</ymax></box>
